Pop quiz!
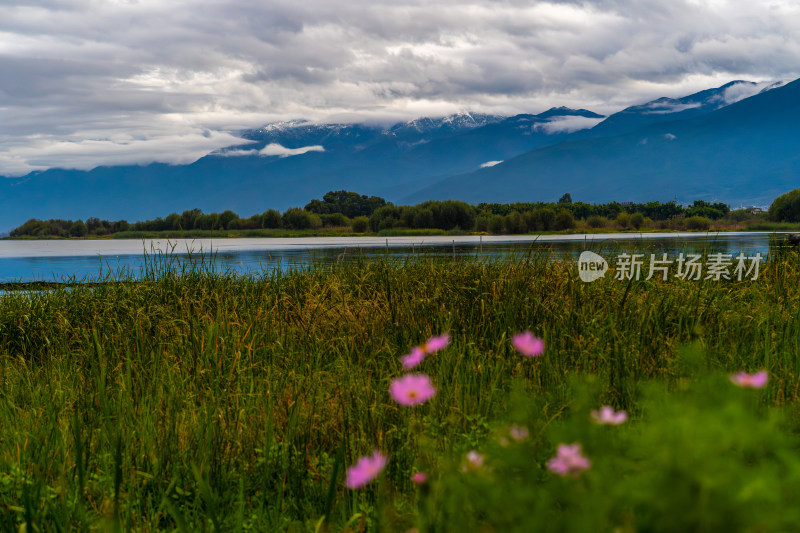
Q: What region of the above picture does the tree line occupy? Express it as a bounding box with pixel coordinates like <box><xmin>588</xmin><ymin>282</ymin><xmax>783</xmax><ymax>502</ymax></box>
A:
<box><xmin>9</xmin><ymin>190</ymin><xmax>744</xmax><ymax>238</ymax></box>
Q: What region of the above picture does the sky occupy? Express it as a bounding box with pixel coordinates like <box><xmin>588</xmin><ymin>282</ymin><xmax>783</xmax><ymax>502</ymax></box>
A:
<box><xmin>1</xmin><ymin>0</ymin><xmax>799</xmax><ymax>176</ymax></box>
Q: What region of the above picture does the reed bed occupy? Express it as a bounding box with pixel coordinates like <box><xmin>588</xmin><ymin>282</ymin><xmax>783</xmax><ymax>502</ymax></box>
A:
<box><xmin>1</xmin><ymin>249</ymin><xmax>799</xmax><ymax>531</ymax></box>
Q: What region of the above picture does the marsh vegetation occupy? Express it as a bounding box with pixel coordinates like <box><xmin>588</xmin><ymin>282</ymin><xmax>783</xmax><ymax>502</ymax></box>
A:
<box><xmin>1</xmin><ymin>250</ymin><xmax>799</xmax><ymax>530</ymax></box>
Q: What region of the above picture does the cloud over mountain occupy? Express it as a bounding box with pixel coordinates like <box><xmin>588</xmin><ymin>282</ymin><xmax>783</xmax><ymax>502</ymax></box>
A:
<box><xmin>1</xmin><ymin>0</ymin><xmax>800</xmax><ymax>174</ymax></box>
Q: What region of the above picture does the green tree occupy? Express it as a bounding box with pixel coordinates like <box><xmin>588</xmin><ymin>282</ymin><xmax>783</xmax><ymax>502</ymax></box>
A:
<box><xmin>685</xmin><ymin>216</ymin><xmax>711</xmax><ymax>230</ymax></box>
<box><xmin>261</xmin><ymin>209</ymin><xmax>282</xmax><ymax>229</ymax></box>
<box><xmin>69</xmin><ymin>220</ymin><xmax>87</xmax><ymax>237</ymax></box>
<box><xmin>488</xmin><ymin>215</ymin><xmax>505</xmax><ymax>234</ymax></box>
<box><xmin>180</xmin><ymin>208</ymin><xmax>203</xmax><ymax>230</ymax></box>
<box><xmin>554</xmin><ymin>209</ymin><xmax>575</xmax><ymax>230</ymax></box>
<box><xmin>351</xmin><ymin>216</ymin><xmax>369</xmax><ymax>233</ymax></box>
<box><xmin>218</xmin><ymin>210</ymin><xmax>239</xmax><ymax>230</ymax></box>
<box><xmin>558</xmin><ymin>193</ymin><xmax>573</xmax><ymax>204</ymax></box>
<box><xmin>282</xmin><ymin>208</ymin><xmax>313</xmax><ymax>229</ymax></box>
<box><xmin>769</xmin><ymin>189</ymin><xmax>800</xmax><ymax>222</ymax></box>
<box><xmin>165</xmin><ymin>213</ymin><xmax>182</xmax><ymax>231</ymax></box>
<box><xmin>306</xmin><ymin>190</ymin><xmax>388</xmax><ymax>218</ymax></box>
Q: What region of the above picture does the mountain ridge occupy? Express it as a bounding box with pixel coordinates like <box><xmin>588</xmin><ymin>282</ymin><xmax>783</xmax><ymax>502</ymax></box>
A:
<box><xmin>0</xmin><ymin>79</ymin><xmax>792</xmax><ymax>231</ymax></box>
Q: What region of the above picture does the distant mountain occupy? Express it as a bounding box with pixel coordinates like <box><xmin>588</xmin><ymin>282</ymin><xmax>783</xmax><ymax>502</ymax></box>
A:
<box><xmin>1</xmin><ymin>77</ymin><xmax>794</xmax><ymax>232</ymax></box>
<box><xmin>579</xmin><ymin>80</ymin><xmax>784</xmax><ymax>139</ymax></box>
<box><xmin>230</xmin><ymin>112</ymin><xmax>505</xmax><ymax>152</ymax></box>
<box><xmin>404</xmin><ymin>79</ymin><xmax>797</xmax><ymax>207</ymax></box>
<box><xmin>0</xmin><ymin>110</ymin><xmax>598</xmax><ymax>230</ymax></box>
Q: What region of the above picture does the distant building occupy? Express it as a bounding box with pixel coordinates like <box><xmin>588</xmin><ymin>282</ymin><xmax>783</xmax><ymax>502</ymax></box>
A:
<box><xmin>620</xmin><ymin>201</ymin><xmax>633</xmax><ymax>207</ymax></box>
<box><xmin>744</xmin><ymin>206</ymin><xmax>764</xmax><ymax>214</ymax></box>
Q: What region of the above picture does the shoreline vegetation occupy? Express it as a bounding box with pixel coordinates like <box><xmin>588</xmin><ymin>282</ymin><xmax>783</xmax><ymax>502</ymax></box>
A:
<box><xmin>2</xmin><ymin>252</ymin><xmax>800</xmax><ymax>529</ymax></box>
<box><xmin>8</xmin><ymin>189</ymin><xmax>799</xmax><ymax>240</ymax></box>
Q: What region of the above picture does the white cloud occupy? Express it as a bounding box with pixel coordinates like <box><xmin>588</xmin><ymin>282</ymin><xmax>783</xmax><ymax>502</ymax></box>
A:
<box><xmin>258</xmin><ymin>143</ymin><xmax>325</xmax><ymax>157</ymax></box>
<box><xmin>533</xmin><ymin>115</ymin><xmax>605</xmax><ymax>134</ymax></box>
<box><xmin>642</xmin><ymin>101</ymin><xmax>702</xmax><ymax>114</ymax></box>
<box><xmin>0</xmin><ymin>129</ymin><xmax>248</xmax><ymax>176</ymax></box>
<box><xmin>480</xmin><ymin>160</ymin><xmax>503</xmax><ymax>168</ymax></box>
<box><xmin>664</xmin><ymin>133</ymin><xmax>677</xmax><ymax>140</ymax></box>
<box><xmin>717</xmin><ymin>80</ymin><xmax>787</xmax><ymax>105</ymax></box>
<box><xmin>0</xmin><ymin>0</ymin><xmax>799</xmax><ymax>174</ymax></box>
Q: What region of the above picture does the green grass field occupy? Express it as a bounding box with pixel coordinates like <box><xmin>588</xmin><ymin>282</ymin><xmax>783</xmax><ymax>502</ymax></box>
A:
<box><xmin>1</xmin><ymin>250</ymin><xmax>800</xmax><ymax>531</ymax></box>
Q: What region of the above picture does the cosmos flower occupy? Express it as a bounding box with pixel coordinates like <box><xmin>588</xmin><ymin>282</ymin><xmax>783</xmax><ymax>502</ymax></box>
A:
<box><xmin>590</xmin><ymin>406</ymin><xmax>628</xmax><ymax>425</ymax></box>
<box><xmin>461</xmin><ymin>450</ymin><xmax>486</xmax><ymax>472</ymax></box>
<box><xmin>389</xmin><ymin>374</ymin><xmax>437</xmax><ymax>406</ymax></box>
<box><xmin>511</xmin><ymin>331</ymin><xmax>545</xmax><ymax>357</ymax></box>
<box><xmin>411</xmin><ymin>471</ymin><xmax>427</xmax><ymax>484</ymax></box>
<box><xmin>547</xmin><ymin>443</ymin><xmax>591</xmax><ymax>477</ymax></box>
<box><xmin>729</xmin><ymin>370</ymin><xmax>768</xmax><ymax>389</ymax></box>
<box><xmin>509</xmin><ymin>425</ymin><xmax>530</xmax><ymax>441</ymax></box>
<box><xmin>400</xmin><ymin>346</ymin><xmax>426</xmax><ymax>369</ymax></box>
<box><xmin>400</xmin><ymin>333</ymin><xmax>450</xmax><ymax>369</ymax></box>
<box><xmin>345</xmin><ymin>450</ymin><xmax>387</xmax><ymax>489</ymax></box>
<box><xmin>423</xmin><ymin>333</ymin><xmax>450</xmax><ymax>353</ymax></box>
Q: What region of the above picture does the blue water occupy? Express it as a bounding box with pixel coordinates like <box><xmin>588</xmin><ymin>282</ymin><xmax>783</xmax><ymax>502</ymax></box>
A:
<box><xmin>0</xmin><ymin>232</ymin><xmax>783</xmax><ymax>283</ymax></box>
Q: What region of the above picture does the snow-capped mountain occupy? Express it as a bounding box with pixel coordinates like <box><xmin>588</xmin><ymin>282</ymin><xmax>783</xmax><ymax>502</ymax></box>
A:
<box><xmin>0</xmin><ymin>78</ymin><xmax>794</xmax><ymax>230</ymax></box>
<box><xmin>406</xmin><ymin>78</ymin><xmax>799</xmax><ymax>207</ymax></box>
<box><xmin>585</xmin><ymin>80</ymin><xmax>784</xmax><ymax>139</ymax></box>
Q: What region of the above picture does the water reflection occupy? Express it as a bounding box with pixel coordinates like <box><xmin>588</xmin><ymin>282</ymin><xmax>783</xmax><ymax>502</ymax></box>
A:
<box><xmin>0</xmin><ymin>233</ymin><xmax>784</xmax><ymax>283</ymax></box>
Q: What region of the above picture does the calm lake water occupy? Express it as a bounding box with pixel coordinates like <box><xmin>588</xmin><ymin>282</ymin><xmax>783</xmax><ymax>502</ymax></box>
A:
<box><xmin>0</xmin><ymin>232</ymin><xmax>787</xmax><ymax>282</ymax></box>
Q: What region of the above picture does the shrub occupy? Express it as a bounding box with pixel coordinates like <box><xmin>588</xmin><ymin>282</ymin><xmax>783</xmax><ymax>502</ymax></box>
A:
<box><xmin>282</xmin><ymin>207</ymin><xmax>313</xmax><ymax>229</ymax></box>
<box><xmin>474</xmin><ymin>215</ymin><xmax>491</xmax><ymax>233</ymax></box>
<box><xmin>586</xmin><ymin>215</ymin><xmax>606</xmax><ymax>229</ymax></box>
<box><xmin>630</xmin><ymin>212</ymin><xmax>645</xmax><ymax>229</ymax></box>
<box><xmin>685</xmin><ymin>215</ymin><xmax>711</xmax><ymax>230</ymax></box>
<box><xmin>69</xmin><ymin>220</ymin><xmax>87</xmax><ymax>237</ymax></box>
<box><xmin>554</xmin><ymin>209</ymin><xmax>575</xmax><ymax>230</ymax></box>
<box><xmin>488</xmin><ymin>215</ymin><xmax>505</xmax><ymax>234</ymax></box>
<box><xmin>351</xmin><ymin>216</ymin><xmax>369</xmax><ymax>233</ymax></box>
<box><xmin>530</xmin><ymin>208</ymin><xmax>556</xmax><ymax>231</ymax></box>
<box><xmin>504</xmin><ymin>211</ymin><xmax>526</xmax><ymax>234</ymax></box>
<box><xmin>320</xmin><ymin>213</ymin><xmax>350</xmax><ymax>227</ymax></box>
<box><xmin>769</xmin><ymin>189</ymin><xmax>800</xmax><ymax>222</ymax></box>
<box><xmin>262</xmin><ymin>209</ymin><xmax>282</xmax><ymax>229</ymax></box>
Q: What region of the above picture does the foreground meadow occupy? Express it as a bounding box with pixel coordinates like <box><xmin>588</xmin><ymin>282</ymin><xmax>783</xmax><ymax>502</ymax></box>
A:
<box><xmin>1</xmin><ymin>250</ymin><xmax>799</xmax><ymax>531</ymax></box>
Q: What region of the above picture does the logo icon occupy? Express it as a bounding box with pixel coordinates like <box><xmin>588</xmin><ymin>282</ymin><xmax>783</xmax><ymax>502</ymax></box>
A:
<box><xmin>578</xmin><ymin>251</ymin><xmax>608</xmax><ymax>283</ymax></box>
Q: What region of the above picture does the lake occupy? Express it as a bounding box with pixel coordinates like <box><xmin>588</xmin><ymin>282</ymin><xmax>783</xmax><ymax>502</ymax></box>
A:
<box><xmin>0</xmin><ymin>232</ymin><xmax>787</xmax><ymax>283</ymax></box>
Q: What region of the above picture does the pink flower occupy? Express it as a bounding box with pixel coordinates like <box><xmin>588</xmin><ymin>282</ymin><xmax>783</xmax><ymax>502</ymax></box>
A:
<box><xmin>509</xmin><ymin>425</ymin><xmax>529</xmax><ymax>441</ymax></box>
<box><xmin>411</xmin><ymin>471</ymin><xmax>427</xmax><ymax>484</ymax></box>
<box><xmin>461</xmin><ymin>450</ymin><xmax>486</xmax><ymax>472</ymax></box>
<box><xmin>511</xmin><ymin>331</ymin><xmax>545</xmax><ymax>357</ymax></box>
<box><xmin>730</xmin><ymin>370</ymin><xmax>768</xmax><ymax>389</ymax></box>
<box><xmin>547</xmin><ymin>443</ymin><xmax>591</xmax><ymax>477</ymax></box>
<box><xmin>400</xmin><ymin>347</ymin><xmax>426</xmax><ymax>369</ymax></box>
<box><xmin>400</xmin><ymin>333</ymin><xmax>450</xmax><ymax>369</ymax></box>
<box><xmin>345</xmin><ymin>450</ymin><xmax>387</xmax><ymax>489</ymax></box>
<box><xmin>423</xmin><ymin>333</ymin><xmax>450</xmax><ymax>353</ymax></box>
<box><xmin>590</xmin><ymin>406</ymin><xmax>628</xmax><ymax>425</ymax></box>
<box><xmin>389</xmin><ymin>374</ymin><xmax>436</xmax><ymax>406</ymax></box>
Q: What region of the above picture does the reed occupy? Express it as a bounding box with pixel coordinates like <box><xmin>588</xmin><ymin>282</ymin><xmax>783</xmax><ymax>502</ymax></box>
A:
<box><xmin>0</xmin><ymin>250</ymin><xmax>799</xmax><ymax>530</ymax></box>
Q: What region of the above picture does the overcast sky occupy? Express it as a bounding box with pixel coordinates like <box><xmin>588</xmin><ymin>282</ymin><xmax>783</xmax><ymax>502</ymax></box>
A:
<box><xmin>1</xmin><ymin>0</ymin><xmax>798</xmax><ymax>176</ymax></box>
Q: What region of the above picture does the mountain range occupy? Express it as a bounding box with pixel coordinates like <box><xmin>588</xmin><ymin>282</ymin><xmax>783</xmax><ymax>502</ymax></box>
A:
<box><xmin>0</xmin><ymin>79</ymin><xmax>793</xmax><ymax>230</ymax></box>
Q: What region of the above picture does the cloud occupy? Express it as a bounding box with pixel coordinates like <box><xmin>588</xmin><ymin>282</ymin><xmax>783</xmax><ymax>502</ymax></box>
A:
<box><xmin>642</xmin><ymin>101</ymin><xmax>703</xmax><ymax>114</ymax></box>
<box><xmin>1</xmin><ymin>0</ymin><xmax>799</xmax><ymax>174</ymax></box>
<box><xmin>533</xmin><ymin>115</ymin><xmax>605</xmax><ymax>134</ymax></box>
<box><xmin>480</xmin><ymin>160</ymin><xmax>503</xmax><ymax>168</ymax></box>
<box><xmin>0</xmin><ymin>130</ymin><xmax>248</xmax><ymax>176</ymax></box>
<box><xmin>258</xmin><ymin>143</ymin><xmax>325</xmax><ymax>157</ymax></box>
<box><xmin>664</xmin><ymin>133</ymin><xmax>676</xmax><ymax>140</ymax></box>
<box><xmin>716</xmin><ymin>80</ymin><xmax>786</xmax><ymax>105</ymax></box>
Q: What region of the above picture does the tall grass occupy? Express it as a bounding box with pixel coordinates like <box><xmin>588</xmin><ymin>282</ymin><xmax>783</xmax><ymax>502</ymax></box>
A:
<box><xmin>1</xmin><ymin>250</ymin><xmax>800</xmax><ymax>530</ymax></box>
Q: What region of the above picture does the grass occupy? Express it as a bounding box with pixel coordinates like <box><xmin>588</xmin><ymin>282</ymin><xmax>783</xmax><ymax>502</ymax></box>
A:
<box><xmin>1</xmin><ymin>249</ymin><xmax>800</xmax><ymax>530</ymax></box>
